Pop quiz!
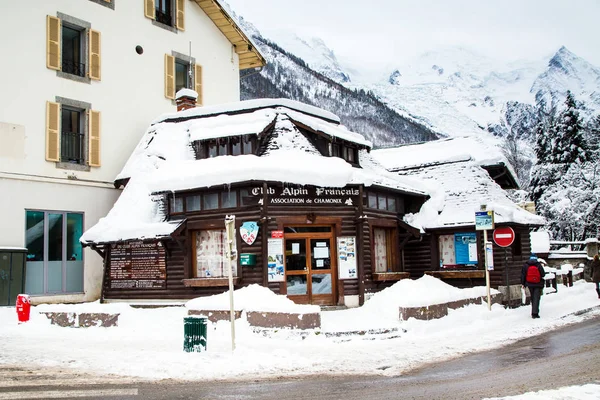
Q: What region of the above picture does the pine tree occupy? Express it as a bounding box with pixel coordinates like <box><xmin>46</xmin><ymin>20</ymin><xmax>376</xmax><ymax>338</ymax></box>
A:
<box><xmin>553</xmin><ymin>91</ymin><xmax>589</xmax><ymax>164</ymax></box>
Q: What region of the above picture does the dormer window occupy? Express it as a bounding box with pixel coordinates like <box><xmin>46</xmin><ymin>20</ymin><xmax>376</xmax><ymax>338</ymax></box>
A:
<box><xmin>331</xmin><ymin>142</ymin><xmax>359</xmax><ymax>165</ymax></box>
<box><xmin>332</xmin><ymin>144</ymin><xmax>340</xmax><ymax>158</ymax></box>
<box><xmin>344</xmin><ymin>147</ymin><xmax>357</xmax><ymax>163</ymax></box>
<box><xmin>195</xmin><ymin>135</ymin><xmax>256</xmax><ymax>159</ymax></box>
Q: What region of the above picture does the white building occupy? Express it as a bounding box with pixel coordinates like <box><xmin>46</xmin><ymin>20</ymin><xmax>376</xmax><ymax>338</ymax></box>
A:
<box><xmin>0</xmin><ymin>0</ymin><xmax>264</xmax><ymax>304</ymax></box>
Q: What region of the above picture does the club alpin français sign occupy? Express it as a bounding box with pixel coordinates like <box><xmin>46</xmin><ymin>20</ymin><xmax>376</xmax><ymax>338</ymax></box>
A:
<box><xmin>249</xmin><ymin>185</ymin><xmax>360</xmax><ymax>206</ymax></box>
<box><xmin>109</xmin><ymin>242</ymin><xmax>166</xmax><ymax>289</ymax></box>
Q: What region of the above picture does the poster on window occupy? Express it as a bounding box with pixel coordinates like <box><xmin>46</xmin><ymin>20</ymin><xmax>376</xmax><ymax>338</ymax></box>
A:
<box><xmin>337</xmin><ymin>236</ymin><xmax>357</xmax><ymax>279</ymax></box>
<box><xmin>454</xmin><ymin>233</ymin><xmax>478</xmax><ymax>265</ymax></box>
<box><xmin>267</xmin><ymin>238</ymin><xmax>284</xmax><ymax>282</ymax></box>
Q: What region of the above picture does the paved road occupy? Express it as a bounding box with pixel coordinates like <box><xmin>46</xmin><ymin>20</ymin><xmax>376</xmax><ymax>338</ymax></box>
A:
<box><xmin>1</xmin><ymin>314</ymin><xmax>599</xmax><ymax>399</ymax></box>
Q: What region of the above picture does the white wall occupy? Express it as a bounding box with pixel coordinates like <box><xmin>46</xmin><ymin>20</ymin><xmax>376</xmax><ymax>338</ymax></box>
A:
<box><xmin>0</xmin><ymin>0</ymin><xmax>241</xmax><ymax>303</ymax></box>
<box><xmin>0</xmin><ymin>176</ymin><xmax>119</xmax><ymax>303</ymax></box>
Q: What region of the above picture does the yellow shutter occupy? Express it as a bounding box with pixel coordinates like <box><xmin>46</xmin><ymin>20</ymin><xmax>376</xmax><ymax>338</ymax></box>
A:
<box><xmin>46</xmin><ymin>101</ymin><xmax>60</xmax><ymax>162</ymax></box>
<box><xmin>165</xmin><ymin>54</ymin><xmax>175</xmax><ymax>99</ymax></box>
<box><xmin>88</xmin><ymin>29</ymin><xmax>101</xmax><ymax>80</ymax></box>
<box><xmin>194</xmin><ymin>64</ymin><xmax>203</xmax><ymax>106</ymax></box>
<box><xmin>46</xmin><ymin>16</ymin><xmax>61</xmax><ymax>71</ymax></box>
<box><xmin>144</xmin><ymin>0</ymin><xmax>155</xmax><ymax>19</ymax></box>
<box><xmin>88</xmin><ymin>110</ymin><xmax>101</xmax><ymax>167</ymax></box>
<box><xmin>176</xmin><ymin>0</ymin><xmax>185</xmax><ymax>31</ymax></box>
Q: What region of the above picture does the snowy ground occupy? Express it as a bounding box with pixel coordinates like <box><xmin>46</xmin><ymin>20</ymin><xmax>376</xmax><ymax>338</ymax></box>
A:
<box><xmin>1</xmin><ymin>277</ymin><xmax>600</xmax><ymax>398</ymax></box>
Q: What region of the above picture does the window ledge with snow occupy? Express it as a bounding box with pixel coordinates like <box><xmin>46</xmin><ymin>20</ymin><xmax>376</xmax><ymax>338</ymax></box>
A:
<box><xmin>372</xmin><ymin>272</ymin><xmax>410</xmax><ymax>282</ymax></box>
<box><xmin>425</xmin><ymin>270</ymin><xmax>485</xmax><ymax>279</ymax></box>
<box><xmin>183</xmin><ymin>278</ymin><xmax>241</xmax><ymax>287</ymax></box>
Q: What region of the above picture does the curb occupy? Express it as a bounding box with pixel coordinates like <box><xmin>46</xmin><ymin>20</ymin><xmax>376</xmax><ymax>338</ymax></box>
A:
<box><xmin>562</xmin><ymin>304</ymin><xmax>600</xmax><ymax>318</ymax></box>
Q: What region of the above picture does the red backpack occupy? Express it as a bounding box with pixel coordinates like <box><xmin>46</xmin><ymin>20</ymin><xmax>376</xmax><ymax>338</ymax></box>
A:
<box><xmin>526</xmin><ymin>265</ymin><xmax>541</xmax><ymax>284</ymax></box>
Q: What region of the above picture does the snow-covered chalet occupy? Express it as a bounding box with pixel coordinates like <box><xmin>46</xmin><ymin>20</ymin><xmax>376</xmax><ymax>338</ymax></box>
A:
<box><xmin>81</xmin><ymin>94</ymin><xmax>544</xmax><ymax>307</ymax></box>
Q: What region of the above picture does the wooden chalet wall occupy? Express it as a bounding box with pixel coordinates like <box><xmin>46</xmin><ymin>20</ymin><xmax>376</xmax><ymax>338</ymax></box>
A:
<box><xmin>100</xmin><ymin>181</ymin><xmax>428</xmax><ymax>304</ymax></box>
<box><xmin>399</xmin><ymin>225</ymin><xmax>532</xmax><ymax>290</ymax></box>
<box><xmin>361</xmin><ymin>208</ymin><xmax>416</xmax><ymax>294</ymax></box>
<box><xmin>102</xmin><ymin>200</ymin><xmax>266</xmax><ymax>301</ymax></box>
<box><xmin>403</xmin><ymin>234</ymin><xmax>434</xmax><ymax>278</ymax></box>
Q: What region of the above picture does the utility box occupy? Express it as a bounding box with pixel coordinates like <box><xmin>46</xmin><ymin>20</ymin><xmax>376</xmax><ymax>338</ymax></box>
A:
<box><xmin>0</xmin><ymin>248</ymin><xmax>27</xmax><ymax>306</ymax></box>
<box><xmin>240</xmin><ymin>253</ymin><xmax>257</xmax><ymax>266</ymax></box>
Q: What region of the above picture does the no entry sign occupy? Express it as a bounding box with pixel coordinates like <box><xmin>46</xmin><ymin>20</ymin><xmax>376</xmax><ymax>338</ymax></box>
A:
<box><xmin>493</xmin><ymin>227</ymin><xmax>515</xmax><ymax>247</ymax></box>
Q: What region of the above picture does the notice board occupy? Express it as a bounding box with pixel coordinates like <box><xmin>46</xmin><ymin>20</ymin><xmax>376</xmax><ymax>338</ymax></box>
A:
<box><xmin>109</xmin><ymin>241</ymin><xmax>166</xmax><ymax>289</ymax></box>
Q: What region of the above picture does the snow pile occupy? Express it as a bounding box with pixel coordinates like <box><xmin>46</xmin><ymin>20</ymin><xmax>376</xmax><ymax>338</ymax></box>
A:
<box><xmin>186</xmin><ymin>284</ymin><xmax>320</xmax><ymax>313</ymax></box>
<box><xmin>365</xmin><ymin>275</ymin><xmax>498</xmax><ymax>310</ymax></box>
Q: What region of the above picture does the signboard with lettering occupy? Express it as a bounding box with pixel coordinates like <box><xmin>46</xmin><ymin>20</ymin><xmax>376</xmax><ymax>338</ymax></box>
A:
<box><xmin>109</xmin><ymin>242</ymin><xmax>166</xmax><ymax>289</ymax></box>
<box><xmin>248</xmin><ymin>185</ymin><xmax>360</xmax><ymax>207</ymax></box>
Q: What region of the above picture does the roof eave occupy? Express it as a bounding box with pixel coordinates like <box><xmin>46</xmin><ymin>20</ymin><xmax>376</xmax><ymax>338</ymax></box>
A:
<box><xmin>192</xmin><ymin>0</ymin><xmax>266</xmax><ymax>70</ymax></box>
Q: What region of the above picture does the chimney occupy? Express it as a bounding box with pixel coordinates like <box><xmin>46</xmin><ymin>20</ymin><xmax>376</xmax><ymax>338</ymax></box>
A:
<box><xmin>176</xmin><ymin>88</ymin><xmax>198</xmax><ymax>112</ymax></box>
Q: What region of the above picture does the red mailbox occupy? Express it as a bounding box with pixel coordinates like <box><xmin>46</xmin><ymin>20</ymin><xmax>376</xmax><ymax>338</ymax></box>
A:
<box><xmin>16</xmin><ymin>294</ymin><xmax>31</xmax><ymax>323</ymax></box>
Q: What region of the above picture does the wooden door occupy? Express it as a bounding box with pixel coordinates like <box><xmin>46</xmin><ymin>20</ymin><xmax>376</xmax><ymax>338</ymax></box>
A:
<box><xmin>284</xmin><ymin>230</ymin><xmax>336</xmax><ymax>306</ymax></box>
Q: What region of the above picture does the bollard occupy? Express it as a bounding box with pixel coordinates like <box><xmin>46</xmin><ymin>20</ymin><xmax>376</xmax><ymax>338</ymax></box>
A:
<box><xmin>16</xmin><ymin>294</ymin><xmax>31</xmax><ymax>323</ymax></box>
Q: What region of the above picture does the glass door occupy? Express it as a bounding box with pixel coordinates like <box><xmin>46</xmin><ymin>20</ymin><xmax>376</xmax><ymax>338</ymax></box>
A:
<box><xmin>284</xmin><ymin>228</ymin><xmax>336</xmax><ymax>305</ymax></box>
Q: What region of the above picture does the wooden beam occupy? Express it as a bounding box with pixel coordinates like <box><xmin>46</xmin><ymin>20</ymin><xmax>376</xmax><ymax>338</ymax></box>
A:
<box><xmin>182</xmin><ymin>278</ymin><xmax>241</xmax><ymax>287</ymax></box>
<box><xmin>425</xmin><ymin>270</ymin><xmax>485</xmax><ymax>279</ymax></box>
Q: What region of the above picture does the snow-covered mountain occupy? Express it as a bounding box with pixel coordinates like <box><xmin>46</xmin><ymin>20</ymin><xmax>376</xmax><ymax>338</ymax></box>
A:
<box><xmin>260</xmin><ymin>30</ymin><xmax>600</xmax><ymax>141</ymax></box>
<box><xmin>263</xmin><ymin>31</ymin><xmax>351</xmax><ymax>84</ymax></box>
<box><xmin>236</xmin><ymin>18</ymin><xmax>438</xmax><ymax>146</ymax></box>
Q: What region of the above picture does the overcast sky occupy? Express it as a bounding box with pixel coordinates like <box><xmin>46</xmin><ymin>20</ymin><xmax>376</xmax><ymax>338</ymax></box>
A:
<box><xmin>225</xmin><ymin>0</ymin><xmax>600</xmax><ymax>72</ymax></box>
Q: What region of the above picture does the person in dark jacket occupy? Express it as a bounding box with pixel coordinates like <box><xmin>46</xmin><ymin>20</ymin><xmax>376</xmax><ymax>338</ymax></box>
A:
<box><xmin>521</xmin><ymin>253</ymin><xmax>546</xmax><ymax>318</ymax></box>
<box><xmin>591</xmin><ymin>254</ymin><xmax>600</xmax><ymax>299</ymax></box>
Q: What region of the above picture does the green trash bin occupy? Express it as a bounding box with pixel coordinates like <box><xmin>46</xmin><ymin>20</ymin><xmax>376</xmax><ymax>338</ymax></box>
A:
<box><xmin>183</xmin><ymin>316</ymin><xmax>208</xmax><ymax>352</ymax></box>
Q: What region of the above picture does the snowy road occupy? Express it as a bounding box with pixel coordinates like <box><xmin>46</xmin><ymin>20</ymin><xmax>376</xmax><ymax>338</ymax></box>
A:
<box><xmin>3</xmin><ymin>314</ymin><xmax>598</xmax><ymax>399</ymax></box>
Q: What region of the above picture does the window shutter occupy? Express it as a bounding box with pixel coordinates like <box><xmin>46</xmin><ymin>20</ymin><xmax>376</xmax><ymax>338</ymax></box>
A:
<box><xmin>46</xmin><ymin>16</ymin><xmax>61</xmax><ymax>71</ymax></box>
<box><xmin>88</xmin><ymin>110</ymin><xmax>101</xmax><ymax>167</ymax></box>
<box><xmin>46</xmin><ymin>101</ymin><xmax>60</xmax><ymax>162</ymax></box>
<box><xmin>164</xmin><ymin>54</ymin><xmax>175</xmax><ymax>99</ymax></box>
<box><xmin>144</xmin><ymin>0</ymin><xmax>155</xmax><ymax>19</ymax></box>
<box><xmin>194</xmin><ymin>64</ymin><xmax>203</xmax><ymax>106</ymax></box>
<box><xmin>176</xmin><ymin>0</ymin><xmax>185</xmax><ymax>31</ymax></box>
<box><xmin>88</xmin><ymin>29</ymin><xmax>101</xmax><ymax>80</ymax></box>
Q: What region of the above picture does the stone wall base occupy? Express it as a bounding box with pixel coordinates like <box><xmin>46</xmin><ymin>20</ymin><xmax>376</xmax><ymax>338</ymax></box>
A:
<box><xmin>399</xmin><ymin>293</ymin><xmax>503</xmax><ymax>321</ymax></box>
<box><xmin>41</xmin><ymin>312</ymin><xmax>119</xmax><ymax>328</ymax></box>
<box><xmin>246</xmin><ymin>311</ymin><xmax>321</xmax><ymax>330</ymax></box>
<box><xmin>187</xmin><ymin>309</ymin><xmax>242</xmax><ymax>323</ymax></box>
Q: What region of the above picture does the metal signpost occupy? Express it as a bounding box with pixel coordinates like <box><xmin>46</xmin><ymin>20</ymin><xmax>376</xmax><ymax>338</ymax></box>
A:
<box><xmin>493</xmin><ymin>227</ymin><xmax>516</xmax><ymax>308</ymax></box>
<box><xmin>475</xmin><ymin>207</ymin><xmax>495</xmax><ymax>310</ymax></box>
<box><xmin>225</xmin><ymin>215</ymin><xmax>237</xmax><ymax>351</ymax></box>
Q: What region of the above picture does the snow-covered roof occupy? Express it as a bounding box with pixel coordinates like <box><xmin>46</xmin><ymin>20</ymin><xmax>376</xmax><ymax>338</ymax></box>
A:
<box><xmin>83</xmin><ymin>104</ymin><xmax>425</xmax><ymax>245</ymax></box>
<box><xmin>373</xmin><ymin>135</ymin><xmax>511</xmax><ymax>171</ymax></box>
<box><xmin>397</xmin><ymin>160</ymin><xmax>544</xmax><ymax>231</ymax></box>
<box><xmin>154</xmin><ymin>98</ymin><xmax>341</xmax><ymax>125</ymax></box>
<box><xmin>118</xmin><ymin>100</ymin><xmax>371</xmax><ymax>183</ymax></box>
